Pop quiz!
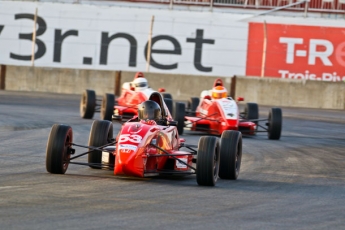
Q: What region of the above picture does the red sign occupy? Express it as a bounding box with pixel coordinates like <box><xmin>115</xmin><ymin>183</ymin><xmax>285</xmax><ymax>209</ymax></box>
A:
<box><xmin>246</xmin><ymin>23</ymin><xmax>345</xmax><ymax>81</ymax></box>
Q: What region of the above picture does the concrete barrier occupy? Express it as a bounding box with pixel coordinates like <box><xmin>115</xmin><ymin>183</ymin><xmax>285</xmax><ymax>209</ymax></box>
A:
<box><xmin>3</xmin><ymin>66</ymin><xmax>345</xmax><ymax>110</ymax></box>
<box><xmin>235</xmin><ymin>76</ymin><xmax>345</xmax><ymax>110</ymax></box>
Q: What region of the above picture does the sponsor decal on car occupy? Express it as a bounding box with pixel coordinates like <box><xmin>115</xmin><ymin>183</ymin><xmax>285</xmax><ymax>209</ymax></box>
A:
<box><xmin>176</xmin><ymin>158</ymin><xmax>188</xmax><ymax>169</ymax></box>
<box><xmin>217</xmin><ymin>100</ymin><xmax>238</xmax><ymax>119</ymax></box>
<box><xmin>118</xmin><ymin>144</ymin><xmax>138</xmax><ymax>153</ymax></box>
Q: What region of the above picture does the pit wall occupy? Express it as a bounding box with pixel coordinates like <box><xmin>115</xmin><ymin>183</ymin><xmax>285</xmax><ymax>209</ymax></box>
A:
<box><xmin>4</xmin><ymin>66</ymin><xmax>345</xmax><ymax>110</ymax></box>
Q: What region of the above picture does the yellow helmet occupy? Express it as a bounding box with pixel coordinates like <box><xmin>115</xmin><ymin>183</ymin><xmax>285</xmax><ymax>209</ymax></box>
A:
<box><xmin>211</xmin><ymin>86</ymin><xmax>227</xmax><ymax>99</ymax></box>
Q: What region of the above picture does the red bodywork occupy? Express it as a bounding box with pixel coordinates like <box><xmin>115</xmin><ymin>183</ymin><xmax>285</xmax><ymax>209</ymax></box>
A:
<box><xmin>115</xmin><ymin>89</ymin><xmax>149</xmax><ymax>118</ymax></box>
<box><xmin>115</xmin><ymin>88</ymin><xmax>167</xmax><ymax>119</ymax></box>
<box><xmin>113</xmin><ymin>121</ymin><xmax>193</xmax><ymax>177</ymax></box>
<box><xmin>185</xmin><ymin>79</ymin><xmax>257</xmax><ymax>136</ymax></box>
<box><xmin>111</xmin><ymin>92</ymin><xmax>190</xmax><ymax>177</ymax></box>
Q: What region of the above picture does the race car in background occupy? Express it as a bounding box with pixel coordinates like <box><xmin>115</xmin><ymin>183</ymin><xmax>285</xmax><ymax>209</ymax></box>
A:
<box><xmin>173</xmin><ymin>78</ymin><xmax>282</xmax><ymax>140</ymax></box>
<box><xmin>80</xmin><ymin>72</ymin><xmax>174</xmax><ymax>122</ymax></box>
<box><xmin>46</xmin><ymin>93</ymin><xmax>243</xmax><ymax>186</ymax></box>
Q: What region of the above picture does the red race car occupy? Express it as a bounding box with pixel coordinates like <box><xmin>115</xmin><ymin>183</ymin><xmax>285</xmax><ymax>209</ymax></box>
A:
<box><xmin>80</xmin><ymin>72</ymin><xmax>174</xmax><ymax>122</ymax></box>
<box><xmin>173</xmin><ymin>78</ymin><xmax>282</xmax><ymax>140</ymax></box>
<box><xmin>46</xmin><ymin>92</ymin><xmax>243</xmax><ymax>186</ymax></box>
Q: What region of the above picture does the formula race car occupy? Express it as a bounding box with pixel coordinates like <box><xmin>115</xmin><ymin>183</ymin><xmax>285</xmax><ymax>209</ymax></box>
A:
<box><xmin>173</xmin><ymin>78</ymin><xmax>282</xmax><ymax>140</ymax></box>
<box><xmin>46</xmin><ymin>92</ymin><xmax>243</xmax><ymax>186</ymax></box>
<box><xmin>80</xmin><ymin>72</ymin><xmax>173</xmax><ymax>122</ymax></box>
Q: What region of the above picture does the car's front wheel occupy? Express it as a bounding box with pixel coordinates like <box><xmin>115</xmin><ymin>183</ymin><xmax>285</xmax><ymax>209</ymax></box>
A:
<box><xmin>100</xmin><ymin>93</ymin><xmax>115</xmax><ymax>121</ymax></box>
<box><xmin>46</xmin><ymin>124</ymin><xmax>73</xmax><ymax>174</ymax></box>
<box><xmin>196</xmin><ymin>136</ymin><xmax>220</xmax><ymax>186</ymax></box>
<box><xmin>219</xmin><ymin>130</ymin><xmax>242</xmax><ymax>180</ymax></box>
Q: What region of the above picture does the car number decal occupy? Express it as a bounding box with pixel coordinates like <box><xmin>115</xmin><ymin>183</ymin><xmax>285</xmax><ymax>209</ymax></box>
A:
<box><xmin>119</xmin><ymin>134</ymin><xmax>142</xmax><ymax>143</ymax></box>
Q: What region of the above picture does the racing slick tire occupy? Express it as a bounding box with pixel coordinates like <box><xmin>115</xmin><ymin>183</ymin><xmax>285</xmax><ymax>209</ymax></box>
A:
<box><xmin>218</xmin><ymin>130</ymin><xmax>242</xmax><ymax>180</ymax></box>
<box><xmin>46</xmin><ymin>124</ymin><xmax>73</xmax><ymax>174</ymax></box>
<box><xmin>267</xmin><ymin>108</ymin><xmax>282</xmax><ymax>140</ymax></box>
<box><xmin>187</xmin><ymin>97</ymin><xmax>199</xmax><ymax>114</ymax></box>
<box><xmin>162</xmin><ymin>93</ymin><xmax>173</xmax><ymax>100</ymax></box>
<box><xmin>88</xmin><ymin>120</ymin><xmax>113</xmax><ymax>169</ymax></box>
<box><xmin>100</xmin><ymin>93</ymin><xmax>115</xmax><ymax>121</ymax></box>
<box><xmin>245</xmin><ymin>103</ymin><xmax>259</xmax><ymax>122</ymax></box>
<box><xmin>173</xmin><ymin>102</ymin><xmax>185</xmax><ymax>135</ymax></box>
<box><xmin>196</xmin><ymin>136</ymin><xmax>220</xmax><ymax>186</ymax></box>
<box><xmin>164</xmin><ymin>98</ymin><xmax>173</xmax><ymax>115</ymax></box>
<box><xmin>80</xmin><ymin>89</ymin><xmax>96</xmax><ymax>119</ymax></box>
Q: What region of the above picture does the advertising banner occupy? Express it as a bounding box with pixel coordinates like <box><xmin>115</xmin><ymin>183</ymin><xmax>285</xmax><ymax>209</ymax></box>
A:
<box><xmin>246</xmin><ymin>22</ymin><xmax>345</xmax><ymax>81</ymax></box>
<box><xmin>0</xmin><ymin>1</ymin><xmax>248</xmax><ymax>76</ymax></box>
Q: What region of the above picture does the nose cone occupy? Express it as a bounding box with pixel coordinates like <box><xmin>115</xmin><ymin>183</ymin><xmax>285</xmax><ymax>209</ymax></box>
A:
<box><xmin>114</xmin><ymin>147</ymin><xmax>144</xmax><ymax>178</ymax></box>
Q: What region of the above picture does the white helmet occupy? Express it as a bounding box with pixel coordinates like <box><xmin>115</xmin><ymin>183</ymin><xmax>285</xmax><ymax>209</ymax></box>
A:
<box><xmin>133</xmin><ymin>77</ymin><xmax>148</xmax><ymax>91</ymax></box>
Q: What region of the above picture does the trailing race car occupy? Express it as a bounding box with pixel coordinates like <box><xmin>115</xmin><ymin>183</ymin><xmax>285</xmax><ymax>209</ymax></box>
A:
<box><xmin>46</xmin><ymin>92</ymin><xmax>243</xmax><ymax>186</ymax></box>
<box><xmin>173</xmin><ymin>78</ymin><xmax>282</xmax><ymax>140</ymax></box>
<box><xmin>80</xmin><ymin>72</ymin><xmax>173</xmax><ymax>122</ymax></box>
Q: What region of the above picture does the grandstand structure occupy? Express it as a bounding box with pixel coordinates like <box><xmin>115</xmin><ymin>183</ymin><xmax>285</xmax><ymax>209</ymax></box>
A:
<box><xmin>34</xmin><ymin>0</ymin><xmax>345</xmax><ymax>17</ymax></box>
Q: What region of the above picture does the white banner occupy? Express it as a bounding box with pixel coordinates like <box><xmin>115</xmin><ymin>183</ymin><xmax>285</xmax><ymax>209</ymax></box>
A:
<box><xmin>0</xmin><ymin>1</ymin><xmax>249</xmax><ymax>76</ymax></box>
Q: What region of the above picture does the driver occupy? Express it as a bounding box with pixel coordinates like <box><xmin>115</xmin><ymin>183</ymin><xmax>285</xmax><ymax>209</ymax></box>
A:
<box><xmin>211</xmin><ymin>85</ymin><xmax>228</xmax><ymax>100</ymax></box>
<box><xmin>138</xmin><ymin>100</ymin><xmax>162</xmax><ymax>125</ymax></box>
<box><xmin>132</xmin><ymin>72</ymin><xmax>149</xmax><ymax>92</ymax></box>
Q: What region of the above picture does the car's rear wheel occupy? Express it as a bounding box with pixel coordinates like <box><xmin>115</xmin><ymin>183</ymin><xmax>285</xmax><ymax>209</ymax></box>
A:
<box><xmin>46</xmin><ymin>124</ymin><xmax>73</xmax><ymax>174</ymax></box>
<box><xmin>196</xmin><ymin>136</ymin><xmax>219</xmax><ymax>186</ymax></box>
<box><xmin>80</xmin><ymin>89</ymin><xmax>96</xmax><ymax>119</ymax></box>
<box><xmin>245</xmin><ymin>102</ymin><xmax>258</xmax><ymax>121</ymax></box>
<box><xmin>100</xmin><ymin>93</ymin><xmax>115</xmax><ymax>121</ymax></box>
<box><xmin>188</xmin><ymin>97</ymin><xmax>200</xmax><ymax>113</ymax></box>
<box><xmin>219</xmin><ymin>130</ymin><xmax>242</xmax><ymax>180</ymax></box>
<box><xmin>162</xmin><ymin>93</ymin><xmax>173</xmax><ymax>100</ymax></box>
<box><xmin>88</xmin><ymin>120</ymin><xmax>113</xmax><ymax>169</ymax></box>
<box><xmin>164</xmin><ymin>98</ymin><xmax>173</xmax><ymax>116</ymax></box>
<box><xmin>173</xmin><ymin>102</ymin><xmax>185</xmax><ymax>135</ymax></box>
<box><xmin>268</xmin><ymin>108</ymin><xmax>282</xmax><ymax>140</ymax></box>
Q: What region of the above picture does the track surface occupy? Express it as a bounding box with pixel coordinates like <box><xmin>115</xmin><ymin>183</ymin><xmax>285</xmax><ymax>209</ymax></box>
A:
<box><xmin>1</xmin><ymin>90</ymin><xmax>345</xmax><ymax>230</ymax></box>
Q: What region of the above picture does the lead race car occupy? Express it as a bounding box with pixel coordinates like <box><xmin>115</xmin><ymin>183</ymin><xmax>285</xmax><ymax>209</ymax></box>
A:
<box><xmin>46</xmin><ymin>92</ymin><xmax>243</xmax><ymax>186</ymax></box>
<box><xmin>80</xmin><ymin>72</ymin><xmax>174</xmax><ymax>122</ymax></box>
<box><xmin>173</xmin><ymin>78</ymin><xmax>282</xmax><ymax>140</ymax></box>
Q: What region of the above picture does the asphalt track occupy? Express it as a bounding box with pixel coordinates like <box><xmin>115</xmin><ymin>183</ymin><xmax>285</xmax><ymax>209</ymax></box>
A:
<box><xmin>0</xmin><ymin>90</ymin><xmax>345</xmax><ymax>230</ymax></box>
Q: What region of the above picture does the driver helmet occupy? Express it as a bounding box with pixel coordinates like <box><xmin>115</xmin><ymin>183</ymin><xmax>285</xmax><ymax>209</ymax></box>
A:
<box><xmin>138</xmin><ymin>100</ymin><xmax>162</xmax><ymax>121</ymax></box>
<box><xmin>211</xmin><ymin>86</ymin><xmax>227</xmax><ymax>99</ymax></box>
<box><xmin>133</xmin><ymin>77</ymin><xmax>148</xmax><ymax>91</ymax></box>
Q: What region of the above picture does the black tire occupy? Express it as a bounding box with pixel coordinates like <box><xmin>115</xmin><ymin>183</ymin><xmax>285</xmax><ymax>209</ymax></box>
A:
<box><xmin>196</xmin><ymin>136</ymin><xmax>220</xmax><ymax>186</ymax></box>
<box><xmin>46</xmin><ymin>124</ymin><xmax>73</xmax><ymax>174</ymax></box>
<box><xmin>100</xmin><ymin>93</ymin><xmax>115</xmax><ymax>121</ymax></box>
<box><xmin>188</xmin><ymin>97</ymin><xmax>200</xmax><ymax>112</ymax></box>
<box><xmin>173</xmin><ymin>102</ymin><xmax>185</xmax><ymax>135</ymax></box>
<box><xmin>162</xmin><ymin>93</ymin><xmax>173</xmax><ymax>100</ymax></box>
<box><xmin>268</xmin><ymin>108</ymin><xmax>282</xmax><ymax>140</ymax></box>
<box><xmin>80</xmin><ymin>89</ymin><xmax>96</xmax><ymax>119</ymax></box>
<box><xmin>88</xmin><ymin>120</ymin><xmax>113</xmax><ymax>169</ymax></box>
<box><xmin>245</xmin><ymin>102</ymin><xmax>259</xmax><ymax>121</ymax></box>
<box><xmin>164</xmin><ymin>98</ymin><xmax>173</xmax><ymax>116</ymax></box>
<box><xmin>219</xmin><ymin>130</ymin><xmax>242</xmax><ymax>180</ymax></box>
